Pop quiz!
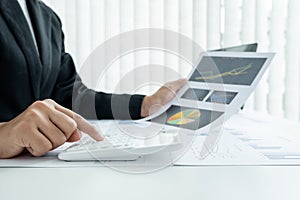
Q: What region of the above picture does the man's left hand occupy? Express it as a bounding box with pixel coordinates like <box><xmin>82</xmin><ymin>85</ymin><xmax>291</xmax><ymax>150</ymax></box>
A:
<box><xmin>140</xmin><ymin>79</ymin><xmax>187</xmax><ymax>117</ymax></box>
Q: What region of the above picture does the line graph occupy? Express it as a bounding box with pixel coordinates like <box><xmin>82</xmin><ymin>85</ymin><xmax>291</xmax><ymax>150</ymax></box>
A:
<box><xmin>195</xmin><ymin>63</ymin><xmax>253</xmax><ymax>81</ymax></box>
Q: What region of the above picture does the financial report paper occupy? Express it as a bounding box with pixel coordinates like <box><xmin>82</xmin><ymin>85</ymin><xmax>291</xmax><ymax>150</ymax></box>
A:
<box><xmin>174</xmin><ymin>111</ymin><xmax>300</xmax><ymax>166</ymax></box>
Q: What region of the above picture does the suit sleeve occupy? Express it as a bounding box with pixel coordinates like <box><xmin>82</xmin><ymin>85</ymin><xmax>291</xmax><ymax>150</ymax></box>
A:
<box><xmin>50</xmin><ymin>18</ymin><xmax>145</xmax><ymax>120</ymax></box>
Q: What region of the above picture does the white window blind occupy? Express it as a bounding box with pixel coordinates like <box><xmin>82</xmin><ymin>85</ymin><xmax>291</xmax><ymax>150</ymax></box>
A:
<box><xmin>43</xmin><ymin>0</ymin><xmax>300</xmax><ymax>122</ymax></box>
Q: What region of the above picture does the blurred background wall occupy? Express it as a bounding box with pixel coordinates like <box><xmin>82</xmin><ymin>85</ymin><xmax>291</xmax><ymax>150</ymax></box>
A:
<box><xmin>43</xmin><ymin>0</ymin><xmax>300</xmax><ymax>121</ymax></box>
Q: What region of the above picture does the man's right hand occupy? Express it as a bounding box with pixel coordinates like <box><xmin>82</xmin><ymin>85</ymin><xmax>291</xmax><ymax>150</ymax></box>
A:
<box><xmin>0</xmin><ymin>99</ymin><xmax>103</xmax><ymax>159</ymax></box>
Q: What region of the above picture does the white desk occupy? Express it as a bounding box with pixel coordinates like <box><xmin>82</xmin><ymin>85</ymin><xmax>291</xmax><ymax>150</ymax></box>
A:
<box><xmin>2</xmin><ymin>111</ymin><xmax>300</xmax><ymax>200</ymax></box>
<box><xmin>1</xmin><ymin>166</ymin><xmax>300</xmax><ymax>200</ymax></box>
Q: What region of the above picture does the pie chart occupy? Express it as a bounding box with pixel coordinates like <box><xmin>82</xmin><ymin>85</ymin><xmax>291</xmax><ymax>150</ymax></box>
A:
<box><xmin>167</xmin><ymin>109</ymin><xmax>201</xmax><ymax>125</ymax></box>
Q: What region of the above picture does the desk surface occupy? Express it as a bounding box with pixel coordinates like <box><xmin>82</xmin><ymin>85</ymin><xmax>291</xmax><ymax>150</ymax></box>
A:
<box><xmin>2</xmin><ymin>111</ymin><xmax>300</xmax><ymax>200</ymax></box>
<box><xmin>1</xmin><ymin>166</ymin><xmax>300</xmax><ymax>200</ymax></box>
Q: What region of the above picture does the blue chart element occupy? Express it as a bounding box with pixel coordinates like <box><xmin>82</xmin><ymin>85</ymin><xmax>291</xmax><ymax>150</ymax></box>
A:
<box><xmin>249</xmin><ymin>144</ymin><xmax>282</xmax><ymax>150</ymax></box>
<box><xmin>239</xmin><ymin>138</ymin><xmax>262</xmax><ymax>142</ymax></box>
<box><xmin>264</xmin><ymin>153</ymin><xmax>300</xmax><ymax>160</ymax></box>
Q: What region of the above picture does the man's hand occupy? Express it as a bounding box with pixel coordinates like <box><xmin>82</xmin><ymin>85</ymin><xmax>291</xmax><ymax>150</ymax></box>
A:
<box><xmin>141</xmin><ymin>79</ymin><xmax>187</xmax><ymax>117</ymax></box>
<box><xmin>0</xmin><ymin>99</ymin><xmax>103</xmax><ymax>159</ymax></box>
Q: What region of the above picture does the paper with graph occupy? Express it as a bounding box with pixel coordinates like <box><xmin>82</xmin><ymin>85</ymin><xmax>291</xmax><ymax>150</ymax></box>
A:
<box><xmin>141</xmin><ymin>52</ymin><xmax>275</xmax><ymax>132</ymax></box>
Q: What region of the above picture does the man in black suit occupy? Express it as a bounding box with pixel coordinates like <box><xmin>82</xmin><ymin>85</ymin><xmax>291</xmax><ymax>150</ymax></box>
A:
<box><xmin>0</xmin><ymin>0</ymin><xmax>186</xmax><ymax>158</ymax></box>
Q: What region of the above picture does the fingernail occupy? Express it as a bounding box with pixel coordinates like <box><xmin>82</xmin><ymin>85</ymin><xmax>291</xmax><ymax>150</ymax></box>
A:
<box><xmin>94</xmin><ymin>132</ymin><xmax>104</xmax><ymax>141</ymax></box>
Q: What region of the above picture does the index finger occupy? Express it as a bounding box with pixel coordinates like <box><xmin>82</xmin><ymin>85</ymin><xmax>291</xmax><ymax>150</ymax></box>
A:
<box><xmin>73</xmin><ymin>114</ymin><xmax>103</xmax><ymax>141</ymax></box>
<box><xmin>45</xmin><ymin>99</ymin><xmax>103</xmax><ymax>141</ymax></box>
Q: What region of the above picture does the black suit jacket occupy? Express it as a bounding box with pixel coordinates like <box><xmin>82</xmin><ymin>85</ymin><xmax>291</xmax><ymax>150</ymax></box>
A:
<box><xmin>0</xmin><ymin>0</ymin><xmax>144</xmax><ymax>121</ymax></box>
